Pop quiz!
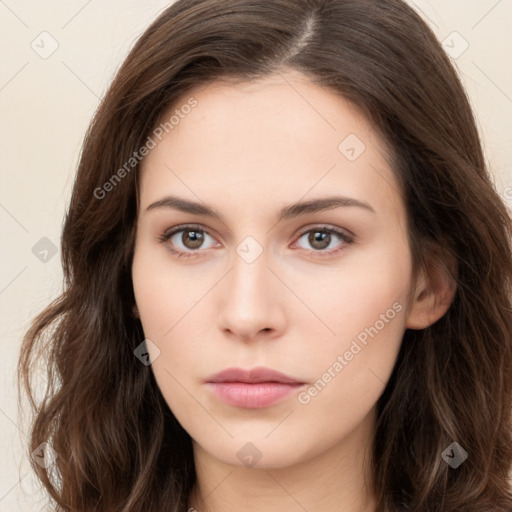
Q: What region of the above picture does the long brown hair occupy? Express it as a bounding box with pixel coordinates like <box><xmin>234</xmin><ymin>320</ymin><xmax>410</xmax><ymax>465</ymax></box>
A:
<box><xmin>18</xmin><ymin>0</ymin><xmax>512</xmax><ymax>510</ymax></box>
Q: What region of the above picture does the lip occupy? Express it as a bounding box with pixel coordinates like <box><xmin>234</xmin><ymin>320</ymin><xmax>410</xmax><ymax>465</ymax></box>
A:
<box><xmin>206</xmin><ymin>366</ymin><xmax>304</xmax><ymax>384</ymax></box>
<box><xmin>205</xmin><ymin>367</ymin><xmax>306</xmax><ymax>409</ymax></box>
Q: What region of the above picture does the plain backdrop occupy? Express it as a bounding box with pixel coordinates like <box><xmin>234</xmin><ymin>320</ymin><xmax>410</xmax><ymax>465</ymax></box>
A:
<box><xmin>1</xmin><ymin>1</ymin><xmax>511</xmax><ymax>509</ymax></box>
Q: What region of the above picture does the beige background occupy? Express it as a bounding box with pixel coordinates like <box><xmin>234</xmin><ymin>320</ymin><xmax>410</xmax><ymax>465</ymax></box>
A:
<box><xmin>1</xmin><ymin>1</ymin><xmax>511</xmax><ymax>509</ymax></box>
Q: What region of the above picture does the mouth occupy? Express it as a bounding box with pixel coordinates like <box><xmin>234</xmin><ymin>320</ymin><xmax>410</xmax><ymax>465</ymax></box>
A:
<box><xmin>205</xmin><ymin>366</ymin><xmax>306</xmax><ymax>409</ymax></box>
<box><xmin>205</xmin><ymin>366</ymin><xmax>305</xmax><ymax>384</ymax></box>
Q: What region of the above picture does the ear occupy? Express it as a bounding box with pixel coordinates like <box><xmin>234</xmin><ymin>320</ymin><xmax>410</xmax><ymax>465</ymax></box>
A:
<box><xmin>132</xmin><ymin>303</ymin><xmax>140</xmax><ymax>318</ymax></box>
<box><xmin>405</xmin><ymin>256</ymin><xmax>457</xmax><ymax>330</ymax></box>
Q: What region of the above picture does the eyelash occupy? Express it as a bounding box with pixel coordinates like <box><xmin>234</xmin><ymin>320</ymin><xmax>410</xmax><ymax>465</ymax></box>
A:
<box><xmin>157</xmin><ymin>224</ymin><xmax>354</xmax><ymax>259</ymax></box>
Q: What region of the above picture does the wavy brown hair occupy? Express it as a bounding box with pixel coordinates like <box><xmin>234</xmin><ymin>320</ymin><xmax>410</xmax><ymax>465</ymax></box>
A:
<box><xmin>17</xmin><ymin>0</ymin><xmax>512</xmax><ymax>510</ymax></box>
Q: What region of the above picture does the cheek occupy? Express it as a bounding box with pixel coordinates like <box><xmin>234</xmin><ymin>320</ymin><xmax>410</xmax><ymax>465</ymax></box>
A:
<box><xmin>131</xmin><ymin>243</ymin><xmax>216</xmax><ymax>396</ymax></box>
<box><xmin>290</xmin><ymin>240</ymin><xmax>412</xmax><ymax>390</ymax></box>
<box><xmin>132</xmin><ymin>248</ymin><xmax>202</xmax><ymax>415</ymax></box>
<box><xmin>289</xmin><ymin>272</ymin><xmax>409</xmax><ymax>446</ymax></box>
<box><xmin>294</xmin><ymin>239</ymin><xmax>411</xmax><ymax>336</ymax></box>
<box><xmin>131</xmin><ymin>241</ymin><xmax>206</xmax><ymax>337</ymax></box>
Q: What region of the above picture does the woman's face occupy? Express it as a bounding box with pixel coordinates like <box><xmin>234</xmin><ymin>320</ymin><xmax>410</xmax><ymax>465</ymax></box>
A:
<box><xmin>132</xmin><ymin>69</ymin><xmax>418</xmax><ymax>469</ymax></box>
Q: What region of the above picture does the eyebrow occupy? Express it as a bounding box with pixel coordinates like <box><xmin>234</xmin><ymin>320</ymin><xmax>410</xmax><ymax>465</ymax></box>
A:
<box><xmin>145</xmin><ymin>194</ymin><xmax>375</xmax><ymax>223</ymax></box>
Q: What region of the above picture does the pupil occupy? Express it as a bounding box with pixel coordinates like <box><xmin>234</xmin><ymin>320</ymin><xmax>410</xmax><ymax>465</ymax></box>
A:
<box><xmin>310</xmin><ymin>230</ymin><xmax>330</xmax><ymax>250</ymax></box>
<box><xmin>184</xmin><ymin>230</ymin><xmax>204</xmax><ymax>249</ymax></box>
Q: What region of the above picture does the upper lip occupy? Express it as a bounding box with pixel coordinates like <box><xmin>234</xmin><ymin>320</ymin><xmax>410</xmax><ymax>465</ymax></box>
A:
<box><xmin>206</xmin><ymin>366</ymin><xmax>305</xmax><ymax>384</ymax></box>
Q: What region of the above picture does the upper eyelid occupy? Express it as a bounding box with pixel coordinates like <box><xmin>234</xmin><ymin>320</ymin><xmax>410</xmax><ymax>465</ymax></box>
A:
<box><xmin>164</xmin><ymin>224</ymin><xmax>217</xmax><ymax>240</ymax></box>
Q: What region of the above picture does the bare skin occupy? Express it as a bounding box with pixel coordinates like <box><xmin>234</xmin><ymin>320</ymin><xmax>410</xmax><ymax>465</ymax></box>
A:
<box><xmin>131</xmin><ymin>68</ymin><xmax>455</xmax><ymax>512</ymax></box>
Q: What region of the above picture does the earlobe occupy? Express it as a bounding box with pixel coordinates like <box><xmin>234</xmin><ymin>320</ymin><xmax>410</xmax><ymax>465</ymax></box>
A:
<box><xmin>405</xmin><ymin>260</ymin><xmax>457</xmax><ymax>330</ymax></box>
<box><xmin>132</xmin><ymin>304</ymin><xmax>140</xmax><ymax>318</ymax></box>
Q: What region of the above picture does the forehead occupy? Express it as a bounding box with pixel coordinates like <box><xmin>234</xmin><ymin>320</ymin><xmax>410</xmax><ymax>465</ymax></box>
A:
<box><xmin>138</xmin><ymin>70</ymin><xmax>403</xmax><ymax>222</ymax></box>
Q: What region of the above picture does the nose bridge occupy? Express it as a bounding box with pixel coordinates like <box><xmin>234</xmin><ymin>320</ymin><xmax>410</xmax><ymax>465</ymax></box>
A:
<box><xmin>229</xmin><ymin>237</ymin><xmax>271</xmax><ymax>306</ymax></box>
<box><xmin>218</xmin><ymin>235</ymin><xmax>282</xmax><ymax>338</ymax></box>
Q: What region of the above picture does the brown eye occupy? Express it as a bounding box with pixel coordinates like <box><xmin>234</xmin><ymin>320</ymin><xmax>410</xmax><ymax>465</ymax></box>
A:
<box><xmin>181</xmin><ymin>229</ymin><xmax>204</xmax><ymax>249</ymax></box>
<box><xmin>308</xmin><ymin>230</ymin><xmax>331</xmax><ymax>250</ymax></box>
<box><xmin>295</xmin><ymin>226</ymin><xmax>353</xmax><ymax>255</ymax></box>
<box><xmin>159</xmin><ymin>225</ymin><xmax>219</xmax><ymax>258</ymax></box>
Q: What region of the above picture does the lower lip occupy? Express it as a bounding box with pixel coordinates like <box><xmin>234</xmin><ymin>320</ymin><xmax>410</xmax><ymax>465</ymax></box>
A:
<box><xmin>207</xmin><ymin>382</ymin><xmax>304</xmax><ymax>409</ymax></box>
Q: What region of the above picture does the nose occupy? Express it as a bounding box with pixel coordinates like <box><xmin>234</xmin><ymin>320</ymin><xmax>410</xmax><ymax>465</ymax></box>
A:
<box><xmin>218</xmin><ymin>246</ymin><xmax>286</xmax><ymax>342</ymax></box>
